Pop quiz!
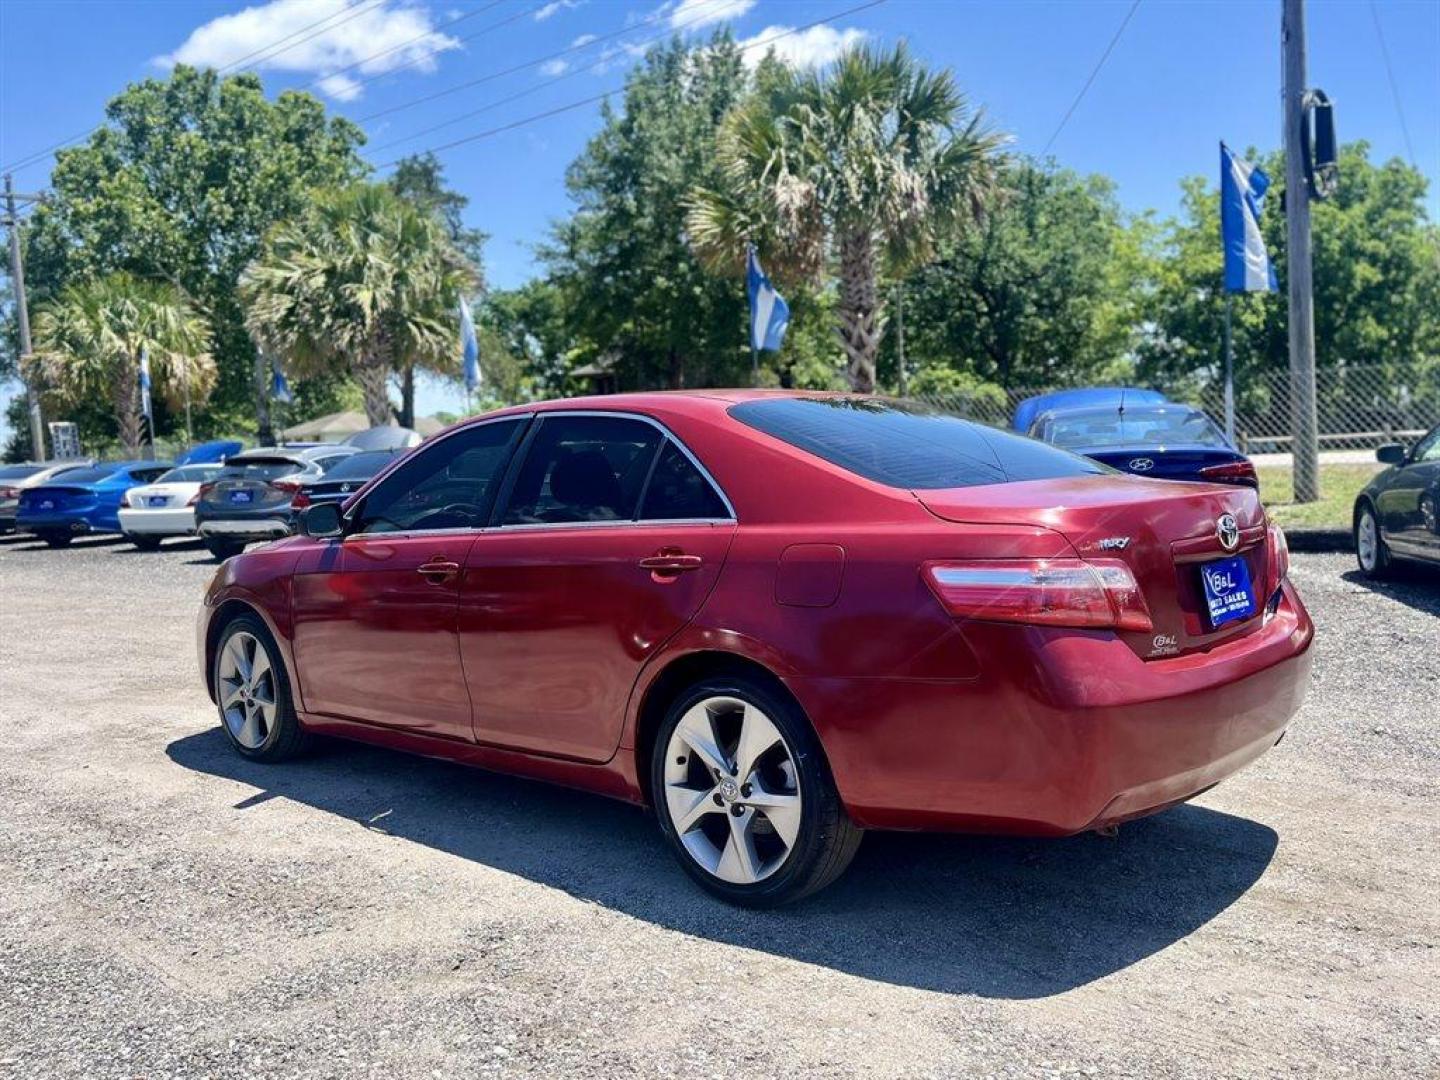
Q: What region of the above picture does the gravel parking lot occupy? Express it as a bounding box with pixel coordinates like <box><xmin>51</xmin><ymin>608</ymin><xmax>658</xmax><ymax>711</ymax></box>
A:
<box><xmin>1</xmin><ymin>536</ymin><xmax>1436</xmax><ymax>1079</ymax></box>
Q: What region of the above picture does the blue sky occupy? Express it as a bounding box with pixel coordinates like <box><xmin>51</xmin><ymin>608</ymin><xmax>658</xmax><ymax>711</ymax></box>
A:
<box><xmin>3</xmin><ymin>0</ymin><xmax>1438</xmax><ymax>430</ymax></box>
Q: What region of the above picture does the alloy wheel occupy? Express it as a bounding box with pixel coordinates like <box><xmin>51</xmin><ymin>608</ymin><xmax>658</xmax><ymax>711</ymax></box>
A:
<box><xmin>1357</xmin><ymin>509</ymin><xmax>1378</xmax><ymax>571</ymax></box>
<box><xmin>662</xmin><ymin>696</ymin><xmax>802</xmax><ymax>885</ymax></box>
<box><xmin>218</xmin><ymin>631</ymin><xmax>278</xmax><ymax>750</ymax></box>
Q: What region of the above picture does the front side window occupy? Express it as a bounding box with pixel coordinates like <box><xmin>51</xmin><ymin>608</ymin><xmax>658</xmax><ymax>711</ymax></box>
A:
<box><xmin>1412</xmin><ymin>427</ymin><xmax>1440</xmax><ymax>464</ymax></box>
<box><xmin>501</xmin><ymin>416</ymin><xmax>661</xmax><ymax>524</ymax></box>
<box><xmin>356</xmin><ymin>419</ymin><xmax>523</xmax><ymax>534</ymax></box>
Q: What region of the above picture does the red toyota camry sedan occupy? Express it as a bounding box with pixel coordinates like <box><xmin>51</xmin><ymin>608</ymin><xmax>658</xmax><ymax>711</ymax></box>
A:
<box><xmin>198</xmin><ymin>392</ymin><xmax>1313</xmax><ymax>906</ymax></box>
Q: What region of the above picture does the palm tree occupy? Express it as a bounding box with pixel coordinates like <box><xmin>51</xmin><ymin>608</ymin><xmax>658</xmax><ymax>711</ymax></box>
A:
<box><xmin>29</xmin><ymin>273</ymin><xmax>216</xmax><ymax>453</ymax></box>
<box><xmin>240</xmin><ymin>184</ymin><xmax>478</xmax><ymax>427</ymax></box>
<box><xmin>687</xmin><ymin>44</ymin><xmax>1005</xmax><ymax>392</ymax></box>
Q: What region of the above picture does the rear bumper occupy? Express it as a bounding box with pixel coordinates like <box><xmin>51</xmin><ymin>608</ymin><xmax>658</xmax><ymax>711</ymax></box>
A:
<box><xmin>198</xmin><ymin>517</ymin><xmax>291</xmax><ymax>539</ymax></box>
<box><xmin>794</xmin><ymin>581</ymin><xmax>1314</xmax><ymax>835</ymax></box>
<box><xmin>16</xmin><ymin>514</ymin><xmax>98</xmax><ymax>535</ymax></box>
<box><xmin>118</xmin><ymin>507</ymin><xmax>196</xmax><ymax>536</ymax></box>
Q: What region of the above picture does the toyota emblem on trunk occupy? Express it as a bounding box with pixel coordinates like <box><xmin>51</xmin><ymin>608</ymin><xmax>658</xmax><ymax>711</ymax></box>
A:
<box><xmin>1216</xmin><ymin>513</ymin><xmax>1240</xmax><ymax>551</ymax></box>
<box><xmin>1128</xmin><ymin>457</ymin><xmax>1154</xmax><ymax>472</ymax></box>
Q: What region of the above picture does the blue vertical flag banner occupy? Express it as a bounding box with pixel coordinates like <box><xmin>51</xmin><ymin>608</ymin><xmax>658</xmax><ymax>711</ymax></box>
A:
<box><xmin>459</xmin><ymin>296</ymin><xmax>481</xmax><ymax>393</ymax></box>
<box><xmin>746</xmin><ymin>246</ymin><xmax>790</xmax><ymax>352</ymax></box>
<box><xmin>1220</xmin><ymin>142</ymin><xmax>1278</xmax><ymax>293</ymax></box>
<box><xmin>138</xmin><ymin>347</ymin><xmax>153</xmax><ymax>421</ymax></box>
<box><xmin>271</xmin><ymin>359</ymin><xmax>293</xmax><ymax>404</ymax></box>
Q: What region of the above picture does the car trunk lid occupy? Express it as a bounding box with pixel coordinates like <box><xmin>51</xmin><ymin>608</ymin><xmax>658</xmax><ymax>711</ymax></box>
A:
<box><xmin>915</xmin><ymin>474</ymin><xmax>1271</xmax><ymax>658</ymax></box>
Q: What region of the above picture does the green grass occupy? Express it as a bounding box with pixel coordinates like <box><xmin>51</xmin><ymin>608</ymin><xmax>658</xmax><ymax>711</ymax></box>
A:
<box><xmin>1257</xmin><ymin>463</ymin><xmax>1381</xmax><ymax>530</ymax></box>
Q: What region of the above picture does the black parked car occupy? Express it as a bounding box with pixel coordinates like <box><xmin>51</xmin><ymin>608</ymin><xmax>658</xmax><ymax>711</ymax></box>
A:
<box><xmin>1353</xmin><ymin>422</ymin><xmax>1440</xmax><ymax>577</ymax></box>
<box><xmin>291</xmin><ymin>449</ymin><xmax>405</xmax><ymax>511</ymax></box>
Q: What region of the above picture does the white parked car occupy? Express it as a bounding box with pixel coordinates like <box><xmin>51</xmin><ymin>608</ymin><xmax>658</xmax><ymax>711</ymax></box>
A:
<box><xmin>118</xmin><ymin>464</ymin><xmax>225</xmax><ymax>549</ymax></box>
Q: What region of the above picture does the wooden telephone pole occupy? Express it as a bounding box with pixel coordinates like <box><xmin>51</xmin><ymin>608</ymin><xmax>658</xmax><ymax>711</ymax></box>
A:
<box><xmin>4</xmin><ymin>173</ymin><xmax>45</xmax><ymax>461</ymax></box>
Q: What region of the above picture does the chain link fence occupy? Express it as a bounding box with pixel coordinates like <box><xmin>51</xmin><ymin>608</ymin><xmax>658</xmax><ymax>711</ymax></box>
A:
<box><xmin>914</xmin><ymin>363</ymin><xmax>1439</xmax><ymax>455</ymax></box>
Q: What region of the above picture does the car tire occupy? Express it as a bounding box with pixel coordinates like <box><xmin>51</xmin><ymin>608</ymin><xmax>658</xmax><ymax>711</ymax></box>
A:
<box><xmin>39</xmin><ymin>531</ymin><xmax>73</xmax><ymax>548</ymax></box>
<box><xmin>1354</xmin><ymin>501</ymin><xmax>1392</xmax><ymax>579</ymax></box>
<box><xmin>213</xmin><ymin>613</ymin><xmax>307</xmax><ymax>762</ymax></box>
<box><xmin>128</xmin><ymin>534</ymin><xmax>163</xmax><ymax>551</ymax></box>
<box><xmin>651</xmin><ymin>674</ymin><xmax>863</xmax><ymax>907</ymax></box>
<box><xmin>205</xmin><ymin>537</ymin><xmax>246</xmax><ymax>561</ymax></box>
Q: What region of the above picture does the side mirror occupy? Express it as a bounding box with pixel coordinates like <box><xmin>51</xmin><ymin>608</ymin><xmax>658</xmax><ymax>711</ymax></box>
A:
<box><xmin>298</xmin><ymin>502</ymin><xmax>344</xmax><ymax>539</ymax></box>
<box><xmin>1375</xmin><ymin>443</ymin><xmax>1407</xmax><ymax>466</ymax></box>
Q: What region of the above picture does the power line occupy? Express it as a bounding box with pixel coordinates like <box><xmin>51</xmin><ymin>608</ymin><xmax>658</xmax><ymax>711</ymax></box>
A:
<box><xmin>216</xmin><ymin>0</ymin><xmax>390</xmax><ymax>74</ymax></box>
<box><xmin>1039</xmin><ymin>0</ymin><xmax>1141</xmax><ymax>157</ymax></box>
<box><xmin>373</xmin><ymin>0</ymin><xmax>891</xmax><ymax>170</ymax></box>
<box><xmin>368</xmin><ymin>0</ymin><xmax>733</xmax><ymax>151</ymax></box>
<box><xmin>0</xmin><ymin>0</ymin><xmax>513</xmax><ymax>176</ymax></box>
<box><xmin>1368</xmin><ymin>0</ymin><xmax>1417</xmax><ymax>168</ymax></box>
<box><xmin>357</xmin><ymin>0</ymin><xmax>704</xmax><ymax>126</ymax></box>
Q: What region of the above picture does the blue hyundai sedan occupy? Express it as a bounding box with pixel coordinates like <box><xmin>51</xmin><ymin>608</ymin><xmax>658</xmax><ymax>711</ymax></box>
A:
<box><xmin>16</xmin><ymin>460</ymin><xmax>173</xmax><ymax>547</ymax></box>
<box><xmin>1028</xmin><ymin>403</ymin><xmax>1258</xmax><ymax>487</ymax></box>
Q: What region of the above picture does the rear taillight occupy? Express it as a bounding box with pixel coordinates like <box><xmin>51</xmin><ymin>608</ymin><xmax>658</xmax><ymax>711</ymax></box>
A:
<box><xmin>923</xmin><ymin>558</ymin><xmax>1153</xmax><ymax>632</ymax></box>
<box><xmin>1199</xmin><ymin>460</ymin><xmax>1259</xmax><ymax>488</ymax></box>
<box><xmin>0</xmin><ymin>486</ymin><xmax>19</xmax><ymax>499</ymax></box>
<box><xmin>290</xmin><ymin>488</ymin><xmax>311</xmax><ymax>510</ymax></box>
<box><xmin>192</xmin><ymin>481</ymin><xmax>216</xmax><ymax>506</ymax></box>
<box><xmin>271</xmin><ymin>478</ymin><xmax>302</xmax><ymax>494</ymax></box>
<box><xmin>1266</xmin><ymin>522</ymin><xmax>1290</xmax><ymax>590</ymax></box>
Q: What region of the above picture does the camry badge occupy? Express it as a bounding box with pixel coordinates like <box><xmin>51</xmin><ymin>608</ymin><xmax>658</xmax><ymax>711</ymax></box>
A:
<box><xmin>1216</xmin><ymin>513</ymin><xmax>1240</xmax><ymax>552</ymax></box>
<box><xmin>1129</xmin><ymin>457</ymin><xmax>1155</xmax><ymax>472</ymax></box>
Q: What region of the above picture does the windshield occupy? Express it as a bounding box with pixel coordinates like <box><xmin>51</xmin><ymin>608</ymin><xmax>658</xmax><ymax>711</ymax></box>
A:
<box><xmin>730</xmin><ymin>397</ymin><xmax>1107</xmax><ymax>489</ymax></box>
<box><xmin>157</xmin><ymin>465</ymin><xmax>223</xmax><ymax>484</ymax></box>
<box><xmin>219</xmin><ymin>456</ymin><xmax>307</xmax><ymax>482</ymax></box>
<box><xmin>319</xmin><ymin>451</ymin><xmax>398</xmax><ymax>481</ymax></box>
<box><xmin>1041</xmin><ymin>407</ymin><xmax>1229</xmax><ymax>449</ymax></box>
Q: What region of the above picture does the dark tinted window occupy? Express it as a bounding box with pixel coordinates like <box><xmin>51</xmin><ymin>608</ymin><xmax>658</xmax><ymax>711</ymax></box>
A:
<box><xmin>1413</xmin><ymin>426</ymin><xmax>1440</xmax><ymax>463</ymax></box>
<box><xmin>1040</xmin><ymin>406</ymin><xmax>1228</xmax><ymax>449</ymax></box>
<box><xmin>358</xmin><ymin>419</ymin><xmax>522</xmax><ymax>533</ymax></box>
<box><xmin>640</xmin><ymin>441</ymin><xmax>729</xmax><ymax>520</ymax></box>
<box><xmin>323</xmin><ymin>450</ymin><xmax>398</xmax><ymax>481</ymax></box>
<box><xmin>502</xmin><ymin>415</ymin><xmax>661</xmax><ymax>525</ymax></box>
<box><xmin>129</xmin><ymin>467</ymin><xmax>171</xmax><ymax>484</ymax></box>
<box><xmin>730</xmin><ymin>397</ymin><xmax>1107</xmax><ymax>489</ymax></box>
<box><xmin>156</xmin><ymin>465</ymin><xmax>222</xmax><ymax>484</ymax></box>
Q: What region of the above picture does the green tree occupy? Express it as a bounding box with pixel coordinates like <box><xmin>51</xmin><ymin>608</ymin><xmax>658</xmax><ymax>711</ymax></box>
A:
<box><xmin>892</xmin><ymin>161</ymin><xmax>1151</xmax><ymax>391</ymax></box>
<box><xmin>28</xmin><ymin>273</ymin><xmax>214</xmax><ymax>453</ymax></box>
<box><xmin>540</xmin><ymin>33</ymin><xmax>755</xmax><ymax>391</ymax></box>
<box><xmin>388</xmin><ymin>152</ymin><xmax>490</xmax><ymax>425</ymax></box>
<box><xmin>687</xmin><ymin>43</ymin><xmax>1005</xmax><ymax>392</ymax></box>
<box><xmin>1139</xmin><ymin>142</ymin><xmax>1440</xmax><ymax>413</ymax></box>
<box><xmin>22</xmin><ymin>66</ymin><xmax>366</xmax><ymax>443</ymax></box>
<box><xmin>240</xmin><ymin>184</ymin><xmax>477</xmax><ymax>427</ymax></box>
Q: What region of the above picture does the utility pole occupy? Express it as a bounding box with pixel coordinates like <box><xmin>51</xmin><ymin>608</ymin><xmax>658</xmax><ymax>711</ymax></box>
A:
<box><xmin>4</xmin><ymin>173</ymin><xmax>46</xmax><ymax>461</ymax></box>
<box><xmin>1282</xmin><ymin>0</ymin><xmax>1321</xmax><ymax>502</ymax></box>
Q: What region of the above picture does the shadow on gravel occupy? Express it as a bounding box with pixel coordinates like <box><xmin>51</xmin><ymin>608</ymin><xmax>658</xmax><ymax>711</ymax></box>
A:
<box><xmin>168</xmin><ymin>727</ymin><xmax>1277</xmax><ymax>999</ymax></box>
<box><xmin>109</xmin><ymin>538</ymin><xmax>207</xmax><ymax>555</ymax></box>
<box><xmin>1341</xmin><ymin>563</ymin><xmax>1440</xmax><ymax>617</ymax></box>
<box><xmin>0</xmin><ymin>534</ymin><xmax>126</xmax><ymax>552</ymax></box>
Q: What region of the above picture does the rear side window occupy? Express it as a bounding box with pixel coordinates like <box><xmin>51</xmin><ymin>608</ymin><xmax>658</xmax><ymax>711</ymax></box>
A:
<box><xmin>640</xmin><ymin>441</ymin><xmax>729</xmax><ymax>520</ymax></box>
<box><xmin>502</xmin><ymin>416</ymin><xmax>661</xmax><ymax>525</ymax></box>
<box><xmin>730</xmin><ymin>397</ymin><xmax>1107</xmax><ymax>489</ymax></box>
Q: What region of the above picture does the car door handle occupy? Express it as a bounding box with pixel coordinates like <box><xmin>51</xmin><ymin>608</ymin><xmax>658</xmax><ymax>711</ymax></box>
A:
<box><xmin>416</xmin><ymin>559</ymin><xmax>461</xmax><ymax>583</ymax></box>
<box><xmin>639</xmin><ymin>553</ymin><xmax>703</xmax><ymax>573</ymax></box>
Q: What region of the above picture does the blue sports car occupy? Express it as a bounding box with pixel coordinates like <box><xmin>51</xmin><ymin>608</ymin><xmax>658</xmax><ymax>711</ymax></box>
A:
<box><xmin>16</xmin><ymin>460</ymin><xmax>173</xmax><ymax>547</ymax></box>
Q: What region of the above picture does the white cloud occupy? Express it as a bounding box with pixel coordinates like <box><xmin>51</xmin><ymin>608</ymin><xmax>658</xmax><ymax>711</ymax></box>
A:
<box><xmin>534</xmin><ymin>0</ymin><xmax>582</xmax><ymax>20</ymax></box>
<box><xmin>156</xmin><ymin>0</ymin><xmax>461</xmax><ymax>101</ymax></box>
<box><xmin>540</xmin><ymin>58</ymin><xmax>570</xmax><ymax>76</ymax></box>
<box><xmin>670</xmin><ymin>0</ymin><xmax>755</xmax><ymax>30</ymax></box>
<box><xmin>738</xmin><ymin>24</ymin><xmax>866</xmax><ymax>70</ymax></box>
<box><xmin>572</xmin><ymin>33</ymin><xmax>598</xmax><ymax>47</ymax></box>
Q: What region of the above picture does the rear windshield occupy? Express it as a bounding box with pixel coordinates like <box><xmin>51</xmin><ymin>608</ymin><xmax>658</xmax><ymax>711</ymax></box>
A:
<box><xmin>320</xmin><ymin>450</ymin><xmax>398</xmax><ymax>481</ymax></box>
<box><xmin>219</xmin><ymin>456</ymin><xmax>306</xmax><ymax>481</ymax></box>
<box><xmin>156</xmin><ymin>465</ymin><xmax>223</xmax><ymax>484</ymax></box>
<box><xmin>0</xmin><ymin>465</ymin><xmax>44</xmax><ymax>480</ymax></box>
<box><xmin>1040</xmin><ymin>406</ymin><xmax>1228</xmax><ymax>449</ymax></box>
<box><xmin>42</xmin><ymin>465</ymin><xmax>117</xmax><ymax>484</ymax></box>
<box><xmin>730</xmin><ymin>397</ymin><xmax>1107</xmax><ymax>489</ymax></box>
